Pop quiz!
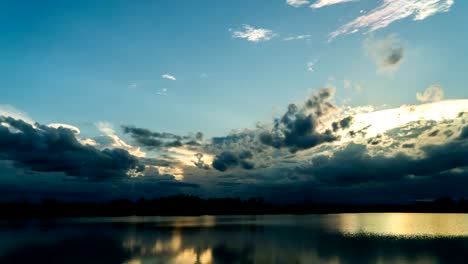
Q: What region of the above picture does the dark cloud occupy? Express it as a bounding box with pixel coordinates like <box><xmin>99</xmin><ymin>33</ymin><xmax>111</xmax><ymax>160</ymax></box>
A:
<box><xmin>332</xmin><ymin>116</ymin><xmax>354</xmax><ymax>132</ymax></box>
<box><xmin>297</xmin><ymin>132</ymin><xmax>468</xmax><ymax>186</ymax></box>
<box><xmin>259</xmin><ymin>88</ymin><xmax>338</xmax><ymax>152</ymax></box>
<box><xmin>384</xmin><ymin>46</ymin><xmax>404</xmax><ymax>66</ymax></box>
<box><xmin>193</xmin><ymin>153</ymin><xmax>210</xmax><ymax>169</ymax></box>
<box><xmin>212</xmin><ymin>150</ymin><xmax>255</xmax><ymax>172</ymax></box>
<box><xmin>0</xmin><ymin>116</ymin><xmax>139</xmax><ymax>180</ymax></box>
<box><xmin>459</xmin><ymin>125</ymin><xmax>468</xmax><ymax>139</ymax></box>
<box><xmin>121</xmin><ymin>125</ymin><xmax>202</xmax><ymax>149</ymax></box>
<box><xmin>365</xmin><ymin>34</ymin><xmax>404</xmax><ymax>73</ymax></box>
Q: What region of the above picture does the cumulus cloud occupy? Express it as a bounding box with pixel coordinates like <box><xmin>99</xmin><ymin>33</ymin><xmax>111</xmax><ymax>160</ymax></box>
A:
<box><xmin>162</xmin><ymin>74</ymin><xmax>176</xmax><ymax>81</ymax></box>
<box><xmin>311</xmin><ymin>0</ymin><xmax>357</xmax><ymax>9</ymax></box>
<box><xmin>364</xmin><ymin>34</ymin><xmax>404</xmax><ymax>73</ymax></box>
<box><xmin>259</xmin><ymin>88</ymin><xmax>340</xmax><ymax>153</ymax></box>
<box><xmin>231</xmin><ymin>25</ymin><xmax>277</xmax><ymax>43</ymax></box>
<box><xmin>2</xmin><ymin>90</ymin><xmax>467</xmax><ymax>203</ymax></box>
<box><xmin>330</xmin><ymin>0</ymin><xmax>454</xmax><ymax>40</ymax></box>
<box><xmin>0</xmin><ymin>116</ymin><xmax>139</xmax><ymax>180</ymax></box>
<box><xmin>286</xmin><ymin>0</ymin><xmax>310</xmax><ymax>7</ymax></box>
<box><xmin>212</xmin><ymin>150</ymin><xmax>255</xmax><ymax>172</ymax></box>
<box><xmin>417</xmin><ymin>85</ymin><xmax>445</xmax><ymax>102</ymax></box>
<box><xmin>299</xmin><ymin>131</ymin><xmax>468</xmax><ymax>186</ymax></box>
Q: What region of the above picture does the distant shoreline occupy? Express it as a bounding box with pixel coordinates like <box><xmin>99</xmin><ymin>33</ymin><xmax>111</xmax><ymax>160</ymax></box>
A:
<box><xmin>1</xmin><ymin>195</ymin><xmax>467</xmax><ymax>218</ymax></box>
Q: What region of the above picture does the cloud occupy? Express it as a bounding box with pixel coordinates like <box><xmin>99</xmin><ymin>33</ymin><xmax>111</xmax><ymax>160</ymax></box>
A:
<box><xmin>162</xmin><ymin>74</ymin><xmax>176</xmax><ymax>81</ymax></box>
<box><xmin>286</xmin><ymin>0</ymin><xmax>310</xmax><ymax>7</ymax></box>
<box><xmin>310</xmin><ymin>0</ymin><xmax>357</xmax><ymax>9</ymax></box>
<box><xmin>122</xmin><ymin>125</ymin><xmax>188</xmax><ymax>150</ymax></box>
<box><xmin>48</xmin><ymin>123</ymin><xmax>81</xmax><ymax>135</ymax></box>
<box><xmin>259</xmin><ymin>88</ymin><xmax>340</xmax><ymax>153</ymax></box>
<box><xmin>417</xmin><ymin>85</ymin><xmax>445</xmax><ymax>102</ymax></box>
<box><xmin>283</xmin><ymin>34</ymin><xmax>311</xmax><ymax>41</ymax></box>
<box><xmin>307</xmin><ymin>60</ymin><xmax>318</xmax><ymax>72</ymax></box>
<box><xmin>231</xmin><ymin>25</ymin><xmax>277</xmax><ymax>43</ymax></box>
<box><xmin>157</xmin><ymin>88</ymin><xmax>168</xmax><ymax>96</ymax></box>
<box><xmin>95</xmin><ymin>122</ymin><xmax>146</xmax><ymax>158</ymax></box>
<box><xmin>128</xmin><ymin>83</ymin><xmax>139</xmax><ymax>88</ymax></box>
<box><xmin>299</xmin><ymin>129</ymin><xmax>468</xmax><ymax>186</ymax></box>
<box><xmin>0</xmin><ymin>116</ymin><xmax>140</xmax><ymax>180</ymax></box>
<box><xmin>364</xmin><ymin>34</ymin><xmax>404</xmax><ymax>73</ymax></box>
<box><xmin>0</xmin><ymin>104</ymin><xmax>34</xmax><ymax>124</ymax></box>
<box><xmin>330</xmin><ymin>0</ymin><xmax>454</xmax><ymax>39</ymax></box>
<box><xmin>343</xmin><ymin>79</ymin><xmax>364</xmax><ymax>93</ymax></box>
<box><xmin>212</xmin><ymin>150</ymin><xmax>255</xmax><ymax>172</ymax></box>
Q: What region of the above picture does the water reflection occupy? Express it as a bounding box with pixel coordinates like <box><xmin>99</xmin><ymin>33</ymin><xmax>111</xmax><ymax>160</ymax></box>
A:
<box><xmin>0</xmin><ymin>214</ymin><xmax>467</xmax><ymax>263</ymax></box>
<box><xmin>328</xmin><ymin>213</ymin><xmax>468</xmax><ymax>237</ymax></box>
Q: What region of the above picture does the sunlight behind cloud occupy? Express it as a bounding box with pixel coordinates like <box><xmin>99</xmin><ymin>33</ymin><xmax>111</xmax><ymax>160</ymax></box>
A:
<box><xmin>340</xmin><ymin>99</ymin><xmax>468</xmax><ymax>139</ymax></box>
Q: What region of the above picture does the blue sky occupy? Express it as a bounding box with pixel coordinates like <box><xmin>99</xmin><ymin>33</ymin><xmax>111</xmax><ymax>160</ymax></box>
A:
<box><xmin>2</xmin><ymin>0</ymin><xmax>466</xmax><ymax>137</ymax></box>
<box><xmin>1</xmin><ymin>0</ymin><xmax>468</xmax><ymax>202</ymax></box>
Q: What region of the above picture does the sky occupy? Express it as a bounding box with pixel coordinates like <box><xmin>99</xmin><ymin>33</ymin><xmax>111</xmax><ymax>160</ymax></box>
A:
<box><xmin>1</xmin><ymin>0</ymin><xmax>467</xmax><ymax>203</ymax></box>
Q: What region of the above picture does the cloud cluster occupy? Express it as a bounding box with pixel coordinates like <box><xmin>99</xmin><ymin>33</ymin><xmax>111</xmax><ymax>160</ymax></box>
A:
<box><xmin>299</xmin><ymin>126</ymin><xmax>468</xmax><ymax>186</ymax></box>
<box><xmin>212</xmin><ymin>150</ymin><xmax>255</xmax><ymax>171</ymax></box>
<box><xmin>2</xmin><ymin>89</ymin><xmax>467</xmax><ymax>203</ymax></box>
<box><xmin>232</xmin><ymin>25</ymin><xmax>277</xmax><ymax>43</ymax></box>
<box><xmin>0</xmin><ymin>116</ymin><xmax>139</xmax><ymax>180</ymax></box>
<box><xmin>259</xmin><ymin>88</ymin><xmax>339</xmax><ymax>152</ymax></box>
<box><xmin>417</xmin><ymin>85</ymin><xmax>445</xmax><ymax>102</ymax></box>
<box><xmin>330</xmin><ymin>0</ymin><xmax>454</xmax><ymax>39</ymax></box>
<box><xmin>364</xmin><ymin>34</ymin><xmax>404</xmax><ymax>73</ymax></box>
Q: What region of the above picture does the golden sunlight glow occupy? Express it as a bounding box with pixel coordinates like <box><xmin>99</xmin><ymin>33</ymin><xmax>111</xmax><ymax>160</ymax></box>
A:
<box><xmin>157</xmin><ymin>166</ymin><xmax>185</xmax><ymax>181</ymax></box>
<box><xmin>332</xmin><ymin>213</ymin><xmax>468</xmax><ymax>237</ymax></box>
<box><xmin>168</xmin><ymin>147</ymin><xmax>214</xmax><ymax>167</ymax></box>
<box><xmin>326</xmin><ymin>99</ymin><xmax>468</xmax><ymax>141</ymax></box>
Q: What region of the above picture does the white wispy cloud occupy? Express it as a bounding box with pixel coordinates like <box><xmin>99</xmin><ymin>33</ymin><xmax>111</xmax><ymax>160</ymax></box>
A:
<box><xmin>162</xmin><ymin>74</ymin><xmax>176</xmax><ymax>81</ymax></box>
<box><xmin>283</xmin><ymin>34</ymin><xmax>311</xmax><ymax>41</ymax></box>
<box><xmin>416</xmin><ymin>85</ymin><xmax>445</xmax><ymax>103</ymax></box>
<box><xmin>307</xmin><ymin>61</ymin><xmax>317</xmax><ymax>72</ymax></box>
<box><xmin>231</xmin><ymin>25</ymin><xmax>277</xmax><ymax>43</ymax></box>
<box><xmin>310</xmin><ymin>0</ymin><xmax>357</xmax><ymax>9</ymax></box>
<box><xmin>286</xmin><ymin>0</ymin><xmax>310</xmax><ymax>7</ymax></box>
<box><xmin>343</xmin><ymin>79</ymin><xmax>364</xmax><ymax>93</ymax></box>
<box><xmin>128</xmin><ymin>83</ymin><xmax>139</xmax><ymax>88</ymax></box>
<box><xmin>157</xmin><ymin>88</ymin><xmax>168</xmax><ymax>96</ymax></box>
<box><xmin>330</xmin><ymin>0</ymin><xmax>454</xmax><ymax>40</ymax></box>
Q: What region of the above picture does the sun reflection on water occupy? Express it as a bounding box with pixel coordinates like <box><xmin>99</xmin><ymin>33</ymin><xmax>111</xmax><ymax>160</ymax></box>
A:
<box><xmin>329</xmin><ymin>213</ymin><xmax>468</xmax><ymax>237</ymax></box>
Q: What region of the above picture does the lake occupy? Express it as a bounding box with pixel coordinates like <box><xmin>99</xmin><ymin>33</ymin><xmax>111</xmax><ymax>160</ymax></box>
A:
<box><xmin>0</xmin><ymin>213</ymin><xmax>467</xmax><ymax>263</ymax></box>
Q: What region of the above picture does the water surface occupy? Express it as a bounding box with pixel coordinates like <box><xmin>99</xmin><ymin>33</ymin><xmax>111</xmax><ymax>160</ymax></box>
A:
<box><xmin>0</xmin><ymin>213</ymin><xmax>467</xmax><ymax>263</ymax></box>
